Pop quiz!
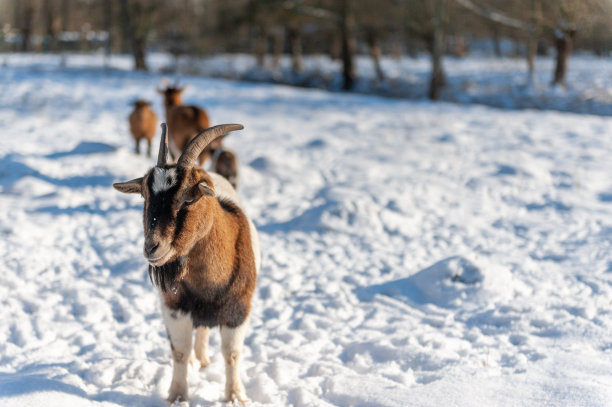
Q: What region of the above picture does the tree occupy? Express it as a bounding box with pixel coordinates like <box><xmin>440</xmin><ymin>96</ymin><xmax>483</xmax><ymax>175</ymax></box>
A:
<box><xmin>119</xmin><ymin>0</ymin><xmax>147</xmax><ymax>70</ymax></box>
<box><xmin>17</xmin><ymin>0</ymin><xmax>35</xmax><ymax>52</ymax></box>
<box><xmin>400</xmin><ymin>0</ymin><xmax>454</xmax><ymax>100</ymax></box>
<box><xmin>287</xmin><ymin>19</ymin><xmax>303</xmax><ymax>73</ymax></box>
<box><xmin>540</xmin><ymin>0</ymin><xmax>605</xmax><ymax>87</ymax></box>
<box><xmin>339</xmin><ymin>0</ymin><xmax>356</xmax><ymax>90</ymax></box>
<box><xmin>455</xmin><ymin>0</ymin><xmax>611</xmax><ymax>87</ymax></box>
<box><xmin>352</xmin><ymin>0</ymin><xmax>402</xmax><ymax>82</ymax></box>
<box><xmin>43</xmin><ymin>0</ymin><xmax>61</xmax><ymax>51</ymax></box>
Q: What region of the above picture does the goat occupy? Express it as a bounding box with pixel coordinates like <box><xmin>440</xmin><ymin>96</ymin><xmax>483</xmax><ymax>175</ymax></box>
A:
<box><xmin>209</xmin><ymin>146</ymin><xmax>239</xmax><ymax>190</ymax></box>
<box><xmin>157</xmin><ymin>84</ymin><xmax>217</xmax><ymax>165</ymax></box>
<box><xmin>159</xmin><ymin>83</ymin><xmax>240</xmax><ymax>189</ymax></box>
<box><xmin>113</xmin><ymin>123</ymin><xmax>260</xmax><ymax>404</ymax></box>
<box><xmin>128</xmin><ymin>100</ymin><xmax>158</xmax><ymax>157</ymax></box>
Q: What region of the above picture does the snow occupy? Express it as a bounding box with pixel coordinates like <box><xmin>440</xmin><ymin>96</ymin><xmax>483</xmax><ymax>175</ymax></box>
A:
<box><xmin>2</xmin><ymin>54</ymin><xmax>612</xmax><ymax>406</ymax></box>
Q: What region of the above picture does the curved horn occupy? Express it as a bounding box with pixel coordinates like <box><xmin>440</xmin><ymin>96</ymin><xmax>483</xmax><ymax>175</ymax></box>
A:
<box><xmin>177</xmin><ymin>124</ymin><xmax>244</xmax><ymax>169</ymax></box>
<box><xmin>157</xmin><ymin>123</ymin><xmax>169</xmax><ymax>167</ymax></box>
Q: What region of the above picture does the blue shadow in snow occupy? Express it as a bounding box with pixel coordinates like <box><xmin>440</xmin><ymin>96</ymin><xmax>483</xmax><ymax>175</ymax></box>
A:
<box><xmin>0</xmin><ymin>154</ymin><xmax>115</xmax><ymax>190</ymax></box>
<box><xmin>45</xmin><ymin>141</ymin><xmax>117</xmax><ymax>159</ymax></box>
<box><xmin>355</xmin><ymin>256</ymin><xmax>483</xmax><ymax>309</ymax></box>
<box><xmin>355</xmin><ymin>275</ymin><xmax>426</xmax><ymax>306</ymax></box>
<box><xmin>0</xmin><ymin>372</ymin><xmax>88</xmax><ymax>399</ymax></box>
<box><xmin>0</xmin><ymin>366</ymin><xmax>165</xmax><ymax>407</ymax></box>
<box><xmin>33</xmin><ymin>201</ymin><xmax>142</xmax><ymax>216</ymax></box>
<box><xmin>258</xmin><ymin>203</ymin><xmax>331</xmax><ymax>234</ymax></box>
<box><xmin>525</xmin><ymin>200</ymin><xmax>571</xmax><ymax>212</ymax></box>
<box><xmin>598</xmin><ymin>192</ymin><xmax>612</xmax><ymax>203</ymax></box>
<box><xmin>259</xmin><ymin>186</ymin><xmax>343</xmax><ymax>234</ymax></box>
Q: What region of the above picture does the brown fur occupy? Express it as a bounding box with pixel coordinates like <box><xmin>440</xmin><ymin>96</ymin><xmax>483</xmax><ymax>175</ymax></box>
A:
<box><xmin>159</xmin><ymin>87</ymin><xmax>216</xmax><ymax>164</ymax></box>
<box><xmin>140</xmin><ymin>166</ymin><xmax>255</xmax><ymax>327</ymax></box>
<box><xmin>212</xmin><ymin>148</ymin><xmax>239</xmax><ymax>189</ymax></box>
<box><xmin>129</xmin><ymin>100</ymin><xmax>157</xmax><ymax>157</ymax></box>
<box><xmin>162</xmin><ymin>195</ymin><xmax>256</xmax><ymax>326</ymax></box>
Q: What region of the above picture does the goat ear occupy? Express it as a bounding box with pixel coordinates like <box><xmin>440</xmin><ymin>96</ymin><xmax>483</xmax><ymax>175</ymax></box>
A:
<box><xmin>198</xmin><ymin>182</ymin><xmax>215</xmax><ymax>198</ymax></box>
<box><xmin>178</xmin><ymin>85</ymin><xmax>188</xmax><ymax>93</ymax></box>
<box><xmin>182</xmin><ymin>182</ymin><xmax>214</xmax><ymax>205</ymax></box>
<box><xmin>113</xmin><ymin>178</ymin><xmax>143</xmax><ymax>194</ymax></box>
<box><xmin>156</xmin><ymin>87</ymin><xmax>165</xmax><ymax>94</ymax></box>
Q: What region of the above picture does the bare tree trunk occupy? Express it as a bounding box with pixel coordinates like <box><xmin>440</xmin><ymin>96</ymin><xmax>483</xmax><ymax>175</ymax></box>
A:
<box><xmin>428</xmin><ymin>0</ymin><xmax>446</xmax><ymax>100</ymax></box>
<box><xmin>526</xmin><ymin>38</ymin><xmax>536</xmax><ymax>84</ymax></box>
<box><xmin>552</xmin><ymin>29</ymin><xmax>576</xmax><ymax>87</ymax></box>
<box><xmin>119</xmin><ymin>0</ymin><xmax>147</xmax><ymax>71</ymax></box>
<box><xmin>20</xmin><ymin>0</ymin><xmax>35</xmax><ymax>52</ymax></box>
<box><xmin>255</xmin><ymin>26</ymin><xmax>267</xmax><ymax>68</ymax></box>
<box><xmin>61</xmin><ymin>0</ymin><xmax>70</xmax><ymax>32</ymax></box>
<box><xmin>133</xmin><ymin>37</ymin><xmax>147</xmax><ymax>71</ymax></box>
<box><xmin>367</xmin><ymin>29</ymin><xmax>385</xmax><ymax>81</ymax></box>
<box><xmin>104</xmin><ymin>0</ymin><xmax>113</xmax><ymax>62</ymax></box>
<box><xmin>43</xmin><ymin>0</ymin><xmax>60</xmax><ymax>52</ymax></box>
<box><xmin>330</xmin><ymin>33</ymin><xmax>341</xmax><ymax>60</ymax></box>
<box><xmin>526</xmin><ymin>0</ymin><xmax>540</xmax><ymax>85</ymax></box>
<box><xmin>288</xmin><ymin>24</ymin><xmax>302</xmax><ymax>73</ymax></box>
<box><xmin>272</xmin><ymin>28</ymin><xmax>283</xmax><ymax>70</ymax></box>
<box><xmin>492</xmin><ymin>24</ymin><xmax>502</xmax><ymax>57</ymax></box>
<box><xmin>340</xmin><ymin>0</ymin><xmax>356</xmax><ymax>91</ymax></box>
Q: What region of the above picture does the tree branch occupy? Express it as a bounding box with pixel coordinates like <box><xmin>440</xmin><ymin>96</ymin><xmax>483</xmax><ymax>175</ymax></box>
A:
<box><xmin>453</xmin><ymin>0</ymin><xmax>530</xmax><ymax>31</ymax></box>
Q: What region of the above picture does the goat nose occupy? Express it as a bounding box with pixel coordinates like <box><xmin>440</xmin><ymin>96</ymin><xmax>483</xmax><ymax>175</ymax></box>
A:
<box><xmin>144</xmin><ymin>242</ymin><xmax>160</xmax><ymax>256</ymax></box>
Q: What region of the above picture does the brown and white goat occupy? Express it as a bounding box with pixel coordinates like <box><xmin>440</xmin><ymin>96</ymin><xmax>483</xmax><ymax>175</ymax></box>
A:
<box><xmin>157</xmin><ymin>84</ymin><xmax>215</xmax><ymax>164</ymax></box>
<box><xmin>113</xmin><ymin>123</ymin><xmax>260</xmax><ymax>404</ymax></box>
<box><xmin>128</xmin><ymin>100</ymin><xmax>158</xmax><ymax>157</ymax></box>
<box><xmin>159</xmin><ymin>84</ymin><xmax>240</xmax><ymax>188</ymax></box>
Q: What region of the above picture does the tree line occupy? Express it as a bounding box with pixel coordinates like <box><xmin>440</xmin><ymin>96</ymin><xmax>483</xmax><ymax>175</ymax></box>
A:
<box><xmin>2</xmin><ymin>0</ymin><xmax>611</xmax><ymax>99</ymax></box>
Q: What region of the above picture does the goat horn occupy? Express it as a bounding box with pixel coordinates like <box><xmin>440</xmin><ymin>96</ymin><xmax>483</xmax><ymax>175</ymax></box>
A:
<box><xmin>177</xmin><ymin>124</ymin><xmax>244</xmax><ymax>169</ymax></box>
<box><xmin>157</xmin><ymin>123</ymin><xmax>169</xmax><ymax>167</ymax></box>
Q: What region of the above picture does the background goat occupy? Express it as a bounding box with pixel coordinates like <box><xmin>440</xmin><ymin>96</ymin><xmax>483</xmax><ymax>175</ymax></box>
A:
<box><xmin>157</xmin><ymin>84</ymin><xmax>214</xmax><ymax>163</ymax></box>
<box><xmin>209</xmin><ymin>146</ymin><xmax>239</xmax><ymax>189</ymax></box>
<box><xmin>113</xmin><ymin>123</ymin><xmax>260</xmax><ymax>403</ymax></box>
<box><xmin>128</xmin><ymin>100</ymin><xmax>157</xmax><ymax>157</ymax></box>
<box><xmin>158</xmin><ymin>83</ymin><xmax>240</xmax><ymax>189</ymax></box>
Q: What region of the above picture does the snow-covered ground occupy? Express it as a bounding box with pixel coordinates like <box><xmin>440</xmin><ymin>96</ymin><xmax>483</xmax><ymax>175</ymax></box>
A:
<box><xmin>1</xmin><ymin>56</ymin><xmax>612</xmax><ymax>406</ymax></box>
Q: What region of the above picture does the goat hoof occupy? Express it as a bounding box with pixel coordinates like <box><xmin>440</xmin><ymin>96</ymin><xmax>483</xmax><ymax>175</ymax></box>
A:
<box><xmin>226</xmin><ymin>383</ymin><xmax>248</xmax><ymax>405</ymax></box>
<box><xmin>168</xmin><ymin>382</ymin><xmax>188</xmax><ymax>403</ymax></box>
<box><xmin>199</xmin><ymin>356</ymin><xmax>211</xmax><ymax>369</ymax></box>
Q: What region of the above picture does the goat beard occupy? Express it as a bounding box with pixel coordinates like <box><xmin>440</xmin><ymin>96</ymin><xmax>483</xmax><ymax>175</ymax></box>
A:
<box><xmin>148</xmin><ymin>256</ymin><xmax>186</xmax><ymax>293</ymax></box>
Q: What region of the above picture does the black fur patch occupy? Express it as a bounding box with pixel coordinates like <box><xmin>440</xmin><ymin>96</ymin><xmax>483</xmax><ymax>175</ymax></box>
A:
<box><xmin>173</xmin><ymin>208</ymin><xmax>188</xmax><ymax>240</ymax></box>
<box><xmin>190</xmin><ymin>106</ymin><xmax>200</xmax><ymax>122</ymax></box>
<box><xmin>145</xmin><ymin>169</ymin><xmax>182</xmax><ymax>233</ymax></box>
<box><xmin>175</xmin><ymin>280</ymin><xmax>248</xmax><ymax>328</ymax></box>
<box><xmin>149</xmin><ymin>256</ymin><xmax>186</xmax><ymax>293</ymax></box>
<box><xmin>218</xmin><ymin>197</ymin><xmax>241</xmax><ymax>215</ymax></box>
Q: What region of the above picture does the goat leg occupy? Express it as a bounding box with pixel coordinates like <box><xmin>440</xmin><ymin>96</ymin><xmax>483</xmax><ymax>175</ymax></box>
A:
<box><xmin>162</xmin><ymin>304</ymin><xmax>193</xmax><ymax>402</ymax></box>
<box><xmin>194</xmin><ymin>326</ymin><xmax>211</xmax><ymax>368</ymax></box>
<box><xmin>221</xmin><ymin>322</ymin><xmax>248</xmax><ymax>404</ymax></box>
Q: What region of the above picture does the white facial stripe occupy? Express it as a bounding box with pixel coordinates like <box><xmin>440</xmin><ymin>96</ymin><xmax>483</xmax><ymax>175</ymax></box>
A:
<box><xmin>151</xmin><ymin>167</ymin><xmax>178</xmax><ymax>194</ymax></box>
